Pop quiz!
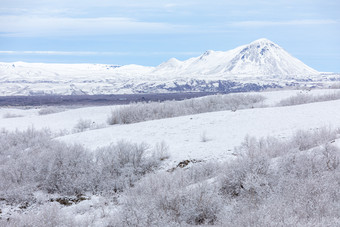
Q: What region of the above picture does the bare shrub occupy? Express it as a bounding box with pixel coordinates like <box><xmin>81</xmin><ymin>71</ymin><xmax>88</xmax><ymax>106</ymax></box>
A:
<box><xmin>72</xmin><ymin>119</ymin><xmax>93</xmax><ymax>133</ymax></box>
<box><xmin>278</xmin><ymin>91</ymin><xmax>340</xmax><ymax>106</ymax></box>
<box><xmin>2</xmin><ymin>112</ymin><xmax>23</xmax><ymax>118</ymax></box>
<box><xmin>38</xmin><ymin>107</ymin><xmax>65</xmax><ymax>115</ymax></box>
<box><xmin>72</xmin><ymin>119</ymin><xmax>106</xmax><ymax>133</ymax></box>
<box><xmin>292</xmin><ymin>127</ymin><xmax>337</xmax><ymax>151</ymax></box>
<box><xmin>2</xmin><ymin>127</ymin><xmax>340</xmax><ymax>226</ymax></box>
<box><xmin>0</xmin><ymin>129</ymin><xmax>163</xmax><ymax>204</ymax></box>
<box><xmin>120</xmin><ymin>166</ymin><xmax>223</xmax><ymax>226</ymax></box>
<box><xmin>93</xmin><ymin>141</ymin><xmax>161</xmax><ymax>194</ymax></box>
<box><xmin>153</xmin><ymin>141</ymin><xmax>170</xmax><ymax>161</ymax></box>
<box><xmin>2</xmin><ymin>203</ymin><xmax>76</xmax><ymax>227</ymax></box>
<box><xmin>218</xmin><ymin>127</ymin><xmax>340</xmax><ymax>226</ymax></box>
<box><xmin>200</xmin><ymin>130</ymin><xmax>211</xmax><ymax>142</ymax></box>
<box><xmin>108</xmin><ymin>93</ymin><xmax>265</xmax><ymax>125</ymax></box>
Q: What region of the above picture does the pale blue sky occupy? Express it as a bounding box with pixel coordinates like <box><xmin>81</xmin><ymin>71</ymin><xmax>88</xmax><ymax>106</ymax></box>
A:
<box><xmin>0</xmin><ymin>0</ymin><xmax>339</xmax><ymax>72</ymax></box>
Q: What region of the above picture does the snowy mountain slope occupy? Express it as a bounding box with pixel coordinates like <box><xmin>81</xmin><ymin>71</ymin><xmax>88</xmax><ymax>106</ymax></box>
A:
<box><xmin>57</xmin><ymin>98</ymin><xmax>340</xmax><ymax>165</ymax></box>
<box><xmin>153</xmin><ymin>38</ymin><xmax>319</xmax><ymax>77</ymax></box>
<box><xmin>0</xmin><ymin>62</ymin><xmax>155</xmax><ymax>95</ymax></box>
<box><xmin>1</xmin><ymin>38</ymin><xmax>337</xmax><ymax>96</ymax></box>
<box><xmin>0</xmin><ymin>61</ymin><xmax>153</xmax><ymax>81</ymax></box>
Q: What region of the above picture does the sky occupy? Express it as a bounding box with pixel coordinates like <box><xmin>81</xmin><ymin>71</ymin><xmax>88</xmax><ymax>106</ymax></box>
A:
<box><xmin>0</xmin><ymin>0</ymin><xmax>339</xmax><ymax>72</ymax></box>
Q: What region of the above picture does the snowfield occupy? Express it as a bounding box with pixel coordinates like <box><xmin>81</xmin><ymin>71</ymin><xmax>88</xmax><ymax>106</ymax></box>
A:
<box><xmin>0</xmin><ymin>89</ymin><xmax>337</xmax><ymax>132</ymax></box>
<box><xmin>59</xmin><ymin>96</ymin><xmax>340</xmax><ymax>166</ymax></box>
<box><xmin>0</xmin><ymin>105</ymin><xmax>115</xmax><ymax>134</ymax></box>
<box><xmin>0</xmin><ymin>88</ymin><xmax>339</xmax><ymax>165</ymax></box>
<box><xmin>1</xmin><ymin>88</ymin><xmax>340</xmax><ymax>226</ymax></box>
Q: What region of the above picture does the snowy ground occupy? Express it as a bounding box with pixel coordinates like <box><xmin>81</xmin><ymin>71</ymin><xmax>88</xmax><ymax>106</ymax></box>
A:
<box><xmin>1</xmin><ymin>88</ymin><xmax>340</xmax><ymax>226</ymax></box>
<box><xmin>1</xmin><ymin>88</ymin><xmax>340</xmax><ymax>167</ymax></box>
<box><xmin>0</xmin><ymin>89</ymin><xmax>338</xmax><ymax>131</ymax></box>
<box><xmin>59</xmin><ymin>98</ymin><xmax>340</xmax><ymax>167</ymax></box>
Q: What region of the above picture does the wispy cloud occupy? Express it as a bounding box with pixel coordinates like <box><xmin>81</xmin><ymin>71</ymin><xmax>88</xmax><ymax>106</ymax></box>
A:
<box><xmin>0</xmin><ymin>16</ymin><xmax>186</xmax><ymax>37</ymax></box>
<box><xmin>231</xmin><ymin>19</ymin><xmax>338</xmax><ymax>27</ymax></box>
<box><xmin>0</xmin><ymin>51</ymin><xmax>109</xmax><ymax>55</ymax></box>
<box><xmin>0</xmin><ymin>50</ymin><xmax>201</xmax><ymax>56</ymax></box>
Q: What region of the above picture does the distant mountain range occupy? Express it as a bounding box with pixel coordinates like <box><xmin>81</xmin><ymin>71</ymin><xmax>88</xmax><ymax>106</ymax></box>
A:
<box><xmin>0</xmin><ymin>38</ymin><xmax>339</xmax><ymax>96</ymax></box>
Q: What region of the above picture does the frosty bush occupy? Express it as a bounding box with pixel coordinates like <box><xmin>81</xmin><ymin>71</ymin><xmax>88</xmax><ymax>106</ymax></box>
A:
<box><xmin>218</xmin><ymin>127</ymin><xmax>340</xmax><ymax>226</ymax></box>
<box><xmin>2</xmin><ymin>127</ymin><xmax>340</xmax><ymax>226</ymax></box>
<box><xmin>278</xmin><ymin>91</ymin><xmax>340</xmax><ymax>106</ymax></box>
<box><xmin>120</xmin><ymin>162</ymin><xmax>222</xmax><ymax>226</ymax></box>
<box><xmin>72</xmin><ymin>119</ymin><xmax>105</xmax><ymax>133</ymax></box>
<box><xmin>2</xmin><ymin>203</ymin><xmax>74</xmax><ymax>227</ymax></box>
<box><xmin>153</xmin><ymin>141</ymin><xmax>170</xmax><ymax>161</ymax></box>
<box><xmin>200</xmin><ymin>130</ymin><xmax>211</xmax><ymax>142</ymax></box>
<box><xmin>108</xmin><ymin>93</ymin><xmax>265</xmax><ymax>124</ymax></box>
<box><xmin>93</xmin><ymin>141</ymin><xmax>162</xmax><ymax>193</ymax></box>
<box><xmin>0</xmin><ymin>129</ymin><xmax>163</xmax><ymax>204</ymax></box>
<box><xmin>2</xmin><ymin>112</ymin><xmax>23</xmax><ymax>118</ymax></box>
<box><xmin>72</xmin><ymin>118</ymin><xmax>93</xmax><ymax>132</ymax></box>
<box><xmin>38</xmin><ymin>106</ymin><xmax>65</xmax><ymax>115</ymax></box>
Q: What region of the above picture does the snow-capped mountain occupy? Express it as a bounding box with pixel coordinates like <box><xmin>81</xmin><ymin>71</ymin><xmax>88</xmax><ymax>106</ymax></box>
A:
<box><xmin>0</xmin><ymin>38</ymin><xmax>337</xmax><ymax>96</ymax></box>
<box><xmin>153</xmin><ymin>38</ymin><xmax>318</xmax><ymax>77</ymax></box>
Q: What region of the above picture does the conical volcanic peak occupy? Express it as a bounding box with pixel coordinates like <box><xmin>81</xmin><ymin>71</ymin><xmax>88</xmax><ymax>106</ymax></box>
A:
<box><xmin>249</xmin><ymin>38</ymin><xmax>276</xmax><ymax>45</ymax></box>
<box><xmin>153</xmin><ymin>38</ymin><xmax>319</xmax><ymax>77</ymax></box>
<box><xmin>223</xmin><ymin>39</ymin><xmax>318</xmax><ymax>76</ymax></box>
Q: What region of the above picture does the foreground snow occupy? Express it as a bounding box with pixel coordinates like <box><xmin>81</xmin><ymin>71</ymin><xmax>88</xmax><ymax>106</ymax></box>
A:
<box><xmin>1</xmin><ymin>89</ymin><xmax>339</xmax><ymax>166</ymax></box>
<box><xmin>58</xmin><ymin>98</ymin><xmax>340</xmax><ymax>166</ymax></box>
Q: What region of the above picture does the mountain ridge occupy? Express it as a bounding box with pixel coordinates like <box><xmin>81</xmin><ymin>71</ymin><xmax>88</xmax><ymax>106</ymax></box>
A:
<box><xmin>1</xmin><ymin>38</ymin><xmax>337</xmax><ymax>96</ymax></box>
<box><xmin>152</xmin><ymin>38</ymin><xmax>318</xmax><ymax>77</ymax></box>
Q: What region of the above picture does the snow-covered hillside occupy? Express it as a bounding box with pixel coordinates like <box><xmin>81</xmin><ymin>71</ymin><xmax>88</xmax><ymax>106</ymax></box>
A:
<box><xmin>1</xmin><ymin>39</ymin><xmax>339</xmax><ymax>96</ymax></box>
<box><xmin>58</xmin><ymin>97</ymin><xmax>340</xmax><ymax>165</ymax></box>
<box><xmin>1</xmin><ymin>89</ymin><xmax>339</xmax><ymax>165</ymax></box>
<box><xmin>1</xmin><ymin>89</ymin><xmax>340</xmax><ymax>226</ymax></box>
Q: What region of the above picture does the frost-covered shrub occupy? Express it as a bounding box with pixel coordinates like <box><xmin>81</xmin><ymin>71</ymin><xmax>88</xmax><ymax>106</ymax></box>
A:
<box><xmin>2</xmin><ymin>127</ymin><xmax>340</xmax><ymax>226</ymax></box>
<box><xmin>72</xmin><ymin>119</ymin><xmax>105</xmax><ymax>133</ymax></box>
<box><xmin>0</xmin><ymin>127</ymin><xmax>52</xmax><ymax>156</ymax></box>
<box><xmin>278</xmin><ymin>91</ymin><xmax>340</xmax><ymax>106</ymax></box>
<box><xmin>220</xmin><ymin>155</ymin><xmax>272</xmax><ymax>199</ymax></box>
<box><xmin>200</xmin><ymin>130</ymin><xmax>211</xmax><ymax>142</ymax></box>
<box><xmin>41</xmin><ymin>143</ymin><xmax>95</xmax><ymax>195</ymax></box>
<box><xmin>153</xmin><ymin>141</ymin><xmax>170</xmax><ymax>161</ymax></box>
<box><xmin>93</xmin><ymin>141</ymin><xmax>161</xmax><ymax>193</ymax></box>
<box><xmin>72</xmin><ymin>118</ymin><xmax>93</xmax><ymax>133</ymax></box>
<box><xmin>108</xmin><ymin>93</ymin><xmax>265</xmax><ymax>124</ymax></box>
<box><xmin>72</xmin><ymin>118</ymin><xmax>93</xmax><ymax>132</ymax></box>
<box><xmin>2</xmin><ymin>112</ymin><xmax>23</xmax><ymax>118</ymax></box>
<box><xmin>120</xmin><ymin>164</ymin><xmax>223</xmax><ymax>226</ymax></box>
<box><xmin>292</xmin><ymin>127</ymin><xmax>337</xmax><ymax>151</ymax></box>
<box><xmin>1</xmin><ymin>203</ymin><xmax>76</xmax><ymax>227</ymax></box>
<box><xmin>38</xmin><ymin>106</ymin><xmax>65</xmax><ymax>115</ymax></box>
<box><xmin>218</xmin><ymin>128</ymin><xmax>340</xmax><ymax>226</ymax></box>
<box><xmin>0</xmin><ymin>129</ymin><xmax>163</xmax><ymax>204</ymax></box>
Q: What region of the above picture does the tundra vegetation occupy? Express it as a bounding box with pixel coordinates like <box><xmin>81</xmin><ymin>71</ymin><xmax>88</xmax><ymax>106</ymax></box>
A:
<box><xmin>278</xmin><ymin>91</ymin><xmax>340</xmax><ymax>106</ymax></box>
<box><xmin>1</xmin><ymin>127</ymin><xmax>339</xmax><ymax>226</ymax></box>
<box><xmin>108</xmin><ymin>93</ymin><xmax>265</xmax><ymax>125</ymax></box>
